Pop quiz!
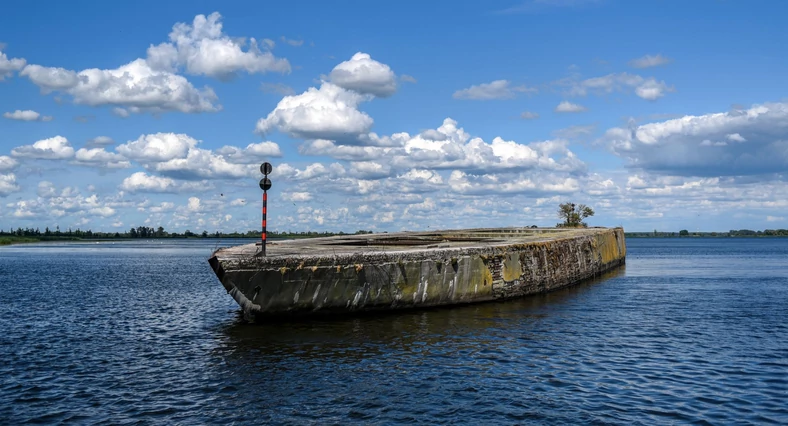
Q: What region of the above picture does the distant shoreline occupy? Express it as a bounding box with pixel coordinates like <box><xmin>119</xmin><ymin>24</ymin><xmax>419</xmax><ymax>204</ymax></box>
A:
<box><xmin>625</xmin><ymin>234</ymin><xmax>788</xmax><ymax>238</ymax></box>
<box><xmin>0</xmin><ymin>235</ymin><xmax>320</xmax><ymax>246</ymax></box>
<box><xmin>4</xmin><ymin>232</ymin><xmax>788</xmax><ymax>247</ymax></box>
<box><xmin>625</xmin><ymin>231</ymin><xmax>788</xmax><ymax>238</ymax></box>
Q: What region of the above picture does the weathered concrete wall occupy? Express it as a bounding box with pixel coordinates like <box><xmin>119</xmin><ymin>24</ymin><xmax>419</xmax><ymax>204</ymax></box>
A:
<box><xmin>209</xmin><ymin>227</ymin><xmax>626</xmax><ymax>321</ymax></box>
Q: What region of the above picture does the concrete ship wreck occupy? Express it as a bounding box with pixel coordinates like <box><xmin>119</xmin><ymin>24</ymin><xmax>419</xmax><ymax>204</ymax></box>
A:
<box><xmin>208</xmin><ymin>227</ymin><xmax>626</xmax><ymax>322</ymax></box>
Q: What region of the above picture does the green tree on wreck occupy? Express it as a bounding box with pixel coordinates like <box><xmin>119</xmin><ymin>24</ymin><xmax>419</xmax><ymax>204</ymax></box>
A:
<box><xmin>557</xmin><ymin>202</ymin><xmax>595</xmax><ymax>228</ymax></box>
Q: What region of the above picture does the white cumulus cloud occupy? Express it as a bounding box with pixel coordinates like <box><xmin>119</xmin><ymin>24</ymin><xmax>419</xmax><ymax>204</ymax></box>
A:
<box><xmin>555</xmin><ymin>101</ymin><xmax>587</xmax><ymax>113</ymax></box>
<box><xmin>448</xmin><ymin>170</ymin><xmax>580</xmax><ymax>196</ymax></box>
<box><xmin>147</xmin><ymin>12</ymin><xmax>290</xmax><ymax>79</ymax></box>
<box><xmin>3</xmin><ymin>110</ymin><xmax>53</xmax><ymax>121</ymax></box>
<box><xmin>349</xmin><ymin>161</ymin><xmax>392</xmax><ymax>179</ymax></box>
<box><xmin>112</xmin><ymin>107</ymin><xmax>130</xmax><ymax>118</ymax></box>
<box><xmin>298</xmin><ymin>117</ymin><xmax>586</xmax><ymax>174</ymax></box>
<box><xmin>282</xmin><ymin>192</ymin><xmax>313</xmax><ymax>202</ymax></box>
<box><xmin>559</xmin><ymin>72</ymin><xmax>673</xmax><ymax>101</ymax></box>
<box><xmin>11</xmin><ymin>136</ymin><xmax>75</xmax><ymax>159</ymax></box>
<box><xmin>601</xmin><ymin>101</ymin><xmax>788</xmax><ymax>177</ymax></box>
<box><xmin>634</xmin><ymin>78</ymin><xmax>672</xmax><ymax>101</ymax></box>
<box><xmin>256</xmin><ymin>53</ymin><xmax>405</xmax><ymax>140</ymax></box>
<box><xmin>299</xmin><ymin>139</ymin><xmax>391</xmax><ymax>161</ymax></box>
<box><xmin>37</xmin><ymin>181</ymin><xmax>57</xmax><ymax>198</ymax></box>
<box><xmin>0</xmin><ymin>156</ymin><xmax>18</xmax><ymax>172</ymax></box>
<box><xmin>0</xmin><ymin>46</ymin><xmax>26</xmax><ymax>80</ymax></box>
<box><xmin>187</xmin><ymin>196</ymin><xmax>201</xmax><ymax>212</ymax></box>
<box><xmin>255</xmin><ymin>82</ymin><xmax>373</xmax><ymax>141</ymax></box>
<box><xmin>629</xmin><ymin>54</ymin><xmax>672</xmax><ymax>69</ymax></box>
<box><xmin>85</xmin><ymin>136</ymin><xmax>114</xmax><ymax>147</ymax></box>
<box><xmin>0</xmin><ymin>173</ymin><xmax>21</xmax><ymax>196</ymax></box>
<box><xmin>117</xmin><ymin>133</ymin><xmax>279</xmax><ymax>180</ymax></box>
<box><xmin>280</xmin><ymin>36</ymin><xmax>304</xmax><ymax>47</ymax></box>
<box><xmin>119</xmin><ymin>172</ymin><xmax>209</xmax><ymax>193</ymax></box>
<box><xmin>453</xmin><ymin>80</ymin><xmax>537</xmax><ymax>100</ymax></box>
<box><xmin>521</xmin><ymin>111</ymin><xmax>539</xmax><ymax>120</ymax></box>
<box><xmin>19</xmin><ymin>65</ymin><xmax>78</xmax><ymax>91</ymax></box>
<box><xmin>147</xmin><ymin>147</ymin><xmax>256</xmax><ymax>180</ymax></box>
<box><xmin>117</xmin><ymin>133</ymin><xmax>198</xmax><ymax>162</ymax></box>
<box><xmin>216</xmin><ymin>141</ymin><xmax>282</xmax><ymax>164</ymax></box>
<box><xmin>328</xmin><ymin>52</ymin><xmax>397</xmax><ymax>97</ymax></box>
<box><xmin>89</xmin><ymin>206</ymin><xmax>116</xmax><ymax>217</ymax></box>
<box><xmin>72</xmin><ymin>148</ymin><xmax>131</xmax><ymax>169</ymax></box>
<box><xmin>21</xmin><ymin>59</ymin><xmax>219</xmax><ymax>114</ymax></box>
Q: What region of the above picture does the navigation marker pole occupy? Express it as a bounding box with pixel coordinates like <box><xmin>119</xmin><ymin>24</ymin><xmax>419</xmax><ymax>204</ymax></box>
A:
<box><xmin>259</xmin><ymin>162</ymin><xmax>273</xmax><ymax>257</ymax></box>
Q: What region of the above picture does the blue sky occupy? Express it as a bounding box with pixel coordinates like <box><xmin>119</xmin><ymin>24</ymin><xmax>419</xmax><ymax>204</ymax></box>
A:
<box><xmin>1</xmin><ymin>0</ymin><xmax>787</xmax><ymax>233</ymax></box>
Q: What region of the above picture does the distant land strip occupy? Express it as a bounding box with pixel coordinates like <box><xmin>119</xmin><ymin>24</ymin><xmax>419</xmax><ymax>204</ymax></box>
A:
<box><xmin>0</xmin><ymin>226</ymin><xmax>376</xmax><ymax>246</ymax></box>
<box><xmin>2</xmin><ymin>226</ymin><xmax>788</xmax><ymax>246</ymax></box>
<box><xmin>625</xmin><ymin>229</ymin><xmax>788</xmax><ymax>238</ymax></box>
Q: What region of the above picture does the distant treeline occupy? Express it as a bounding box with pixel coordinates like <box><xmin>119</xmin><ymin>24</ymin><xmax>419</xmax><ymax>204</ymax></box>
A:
<box><xmin>0</xmin><ymin>226</ymin><xmax>374</xmax><ymax>241</ymax></box>
<box><xmin>626</xmin><ymin>229</ymin><xmax>788</xmax><ymax>238</ymax></box>
<box><xmin>4</xmin><ymin>226</ymin><xmax>788</xmax><ymax>242</ymax></box>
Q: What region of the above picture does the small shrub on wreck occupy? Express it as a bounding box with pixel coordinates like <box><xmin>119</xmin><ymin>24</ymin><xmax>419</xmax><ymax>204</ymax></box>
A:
<box><xmin>557</xmin><ymin>202</ymin><xmax>595</xmax><ymax>228</ymax></box>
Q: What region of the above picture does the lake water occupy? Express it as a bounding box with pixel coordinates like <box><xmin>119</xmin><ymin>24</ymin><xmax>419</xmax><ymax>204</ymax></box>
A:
<box><xmin>1</xmin><ymin>238</ymin><xmax>786</xmax><ymax>424</ymax></box>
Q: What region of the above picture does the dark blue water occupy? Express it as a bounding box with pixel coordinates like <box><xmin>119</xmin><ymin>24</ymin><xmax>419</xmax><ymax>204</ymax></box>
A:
<box><xmin>1</xmin><ymin>238</ymin><xmax>786</xmax><ymax>424</ymax></box>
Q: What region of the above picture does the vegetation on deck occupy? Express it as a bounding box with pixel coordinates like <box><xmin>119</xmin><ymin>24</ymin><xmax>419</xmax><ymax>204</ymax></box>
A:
<box><xmin>556</xmin><ymin>202</ymin><xmax>595</xmax><ymax>228</ymax></box>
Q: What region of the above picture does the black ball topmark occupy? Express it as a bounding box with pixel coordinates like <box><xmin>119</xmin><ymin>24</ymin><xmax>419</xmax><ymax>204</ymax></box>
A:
<box><xmin>259</xmin><ymin>177</ymin><xmax>272</xmax><ymax>191</ymax></box>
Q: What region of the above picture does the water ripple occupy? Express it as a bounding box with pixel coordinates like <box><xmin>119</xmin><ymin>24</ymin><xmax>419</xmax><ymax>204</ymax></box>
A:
<box><xmin>0</xmin><ymin>238</ymin><xmax>787</xmax><ymax>424</ymax></box>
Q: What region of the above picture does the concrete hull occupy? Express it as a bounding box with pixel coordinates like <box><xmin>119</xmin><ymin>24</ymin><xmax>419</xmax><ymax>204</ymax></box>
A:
<box><xmin>208</xmin><ymin>227</ymin><xmax>626</xmax><ymax>322</ymax></box>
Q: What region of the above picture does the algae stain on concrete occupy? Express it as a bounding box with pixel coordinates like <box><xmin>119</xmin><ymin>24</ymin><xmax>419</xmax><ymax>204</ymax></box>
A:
<box><xmin>502</xmin><ymin>253</ymin><xmax>523</xmax><ymax>282</ymax></box>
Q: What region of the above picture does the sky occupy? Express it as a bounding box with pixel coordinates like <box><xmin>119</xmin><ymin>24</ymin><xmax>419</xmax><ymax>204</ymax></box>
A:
<box><xmin>1</xmin><ymin>0</ymin><xmax>787</xmax><ymax>234</ymax></box>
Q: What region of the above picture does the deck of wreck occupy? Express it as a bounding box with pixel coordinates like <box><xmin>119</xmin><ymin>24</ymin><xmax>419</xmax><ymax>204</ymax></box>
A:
<box><xmin>213</xmin><ymin>227</ymin><xmax>610</xmax><ymax>263</ymax></box>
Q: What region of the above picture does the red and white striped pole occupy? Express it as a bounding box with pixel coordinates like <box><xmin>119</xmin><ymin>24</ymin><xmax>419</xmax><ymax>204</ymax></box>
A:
<box><xmin>262</xmin><ymin>191</ymin><xmax>267</xmax><ymax>254</ymax></box>
<box><xmin>259</xmin><ymin>162</ymin><xmax>273</xmax><ymax>256</ymax></box>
